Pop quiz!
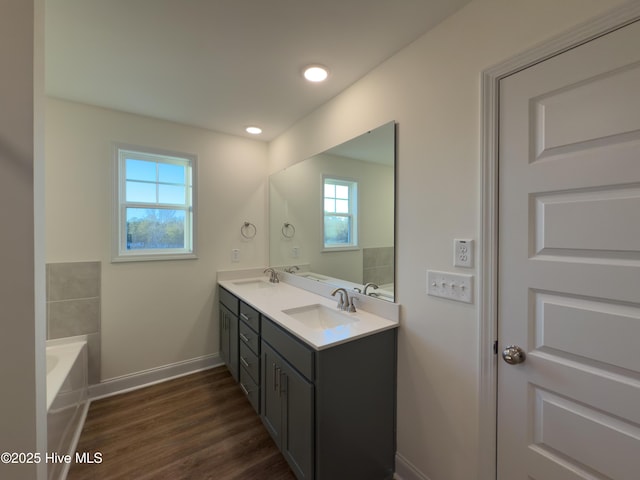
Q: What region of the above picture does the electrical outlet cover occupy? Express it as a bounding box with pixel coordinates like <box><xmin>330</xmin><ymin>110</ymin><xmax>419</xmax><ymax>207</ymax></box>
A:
<box><xmin>454</xmin><ymin>239</ymin><xmax>473</xmax><ymax>268</ymax></box>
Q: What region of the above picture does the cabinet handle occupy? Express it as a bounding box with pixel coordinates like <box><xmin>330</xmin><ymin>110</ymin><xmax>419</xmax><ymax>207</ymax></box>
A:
<box><xmin>240</xmin><ymin>313</ymin><xmax>250</xmax><ymax>322</ymax></box>
<box><xmin>239</xmin><ymin>333</ymin><xmax>250</xmax><ymax>343</ymax></box>
<box><xmin>272</xmin><ymin>363</ymin><xmax>277</xmax><ymax>391</ymax></box>
<box><xmin>275</xmin><ymin>367</ymin><xmax>281</xmax><ymax>393</ymax></box>
<box><xmin>240</xmin><ymin>356</ymin><xmax>250</xmax><ymax>368</ymax></box>
<box><xmin>240</xmin><ymin>383</ymin><xmax>250</xmax><ymax>396</ymax></box>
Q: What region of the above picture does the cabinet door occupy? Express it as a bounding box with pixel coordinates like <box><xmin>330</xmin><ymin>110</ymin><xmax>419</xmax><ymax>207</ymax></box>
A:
<box><xmin>281</xmin><ymin>359</ymin><xmax>314</xmax><ymax>480</ymax></box>
<box><xmin>228</xmin><ymin>310</ymin><xmax>239</xmax><ymax>382</ymax></box>
<box><xmin>220</xmin><ymin>304</ymin><xmax>239</xmax><ymax>381</ymax></box>
<box><xmin>262</xmin><ymin>340</ymin><xmax>314</xmax><ymax>480</ymax></box>
<box><xmin>219</xmin><ymin>305</ymin><xmax>229</xmax><ymax>365</ymax></box>
<box><xmin>261</xmin><ymin>341</ymin><xmax>283</xmax><ymax>446</ymax></box>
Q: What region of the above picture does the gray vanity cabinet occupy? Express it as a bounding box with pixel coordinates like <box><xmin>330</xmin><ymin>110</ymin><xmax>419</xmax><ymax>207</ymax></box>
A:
<box><xmin>261</xmin><ymin>315</ymin><xmax>397</xmax><ymax>480</ymax></box>
<box><xmin>219</xmin><ymin>287</ymin><xmax>239</xmax><ymax>382</ymax></box>
<box><xmin>218</xmin><ymin>284</ymin><xmax>397</xmax><ymax>480</ymax></box>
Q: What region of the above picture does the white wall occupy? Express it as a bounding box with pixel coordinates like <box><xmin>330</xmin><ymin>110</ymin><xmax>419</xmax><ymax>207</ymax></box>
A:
<box><xmin>0</xmin><ymin>1</ymin><xmax>47</xmax><ymax>479</ymax></box>
<box><xmin>268</xmin><ymin>0</ymin><xmax>627</xmax><ymax>479</ymax></box>
<box><xmin>45</xmin><ymin>98</ymin><xmax>269</xmax><ymax>380</ymax></box>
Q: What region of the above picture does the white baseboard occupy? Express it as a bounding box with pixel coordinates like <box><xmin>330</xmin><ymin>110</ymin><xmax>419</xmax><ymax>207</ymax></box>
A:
<box><xmin>394</xmin><ymin>452</ymin><xmax>431</xmax><ymax>480</ymax></box>
<box><xmin>89</xmin><ymin>353</ymin><xmax>224</xmax><ymax>401</ymax></box>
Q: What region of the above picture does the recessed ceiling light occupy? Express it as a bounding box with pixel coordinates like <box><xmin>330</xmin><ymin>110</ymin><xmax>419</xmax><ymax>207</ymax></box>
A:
<box><xmin>303</xmin><ymin>65</ymin><xmax>329</xmax><ymax>83</ymax></box>
<box><xmin>245</xmin><ymin>126</ymin><xmax>262</xmax><ymax>135</ymax></box>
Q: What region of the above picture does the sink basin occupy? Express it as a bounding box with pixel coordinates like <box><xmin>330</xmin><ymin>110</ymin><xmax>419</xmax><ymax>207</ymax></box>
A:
<box><xmin>299</xmin><ymin>272</ymin><xmax>329</xmax><ymax>282</ymax></box>
<box><xmin>232</xmin><ymin>279</ymin><xmax>275</xmax><ymax>288</ymax></box>
<box><xmin>282</xmin><ymin>304</ymin><xmax>358</xmax><ymax>330</ymax></box>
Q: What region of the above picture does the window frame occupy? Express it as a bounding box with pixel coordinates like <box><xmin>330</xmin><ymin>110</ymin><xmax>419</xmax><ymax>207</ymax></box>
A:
<box><xmin>322</xmin><ymin>175</ymin><xmax>359</xmax><ymax>251</ymax></box>
<box><xmin>112</xmin><ymin>143</ymin><xmax>197</xmax><ymax>262</ymax></box>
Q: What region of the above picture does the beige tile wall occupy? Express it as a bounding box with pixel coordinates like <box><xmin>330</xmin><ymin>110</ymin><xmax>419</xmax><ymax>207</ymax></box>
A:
<box><xmin>47</xmin><ymin>261</ymin><xmax>101</xmax><ymax>384</ymax></box>
<box><xmin>363</xmin><ymin>246</ymin><xmax>394</xmax><ymax>287</ymax></box>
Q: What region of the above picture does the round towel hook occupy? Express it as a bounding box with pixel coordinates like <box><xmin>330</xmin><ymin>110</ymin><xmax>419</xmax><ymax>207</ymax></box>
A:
<box><xmin>240</xmin><ymin>221</ymin><xmax>257</xmax><ymax>239</ymax></box>
<box><xmin>281</xmin><ymin>222</ymin><xmax>296</xmax><ymax>238</ymax></box>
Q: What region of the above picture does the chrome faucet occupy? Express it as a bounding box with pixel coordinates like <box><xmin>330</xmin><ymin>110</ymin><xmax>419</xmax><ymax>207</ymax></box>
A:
<box><xmin>284</xmin><ymin>265</ymin><xmax>300</xmax><ymax>274</ymax></box>
<box><xmin>264</xmin><ymin>267</ymin><xmax>279</xmax><ymax>283</ymax></box>
<box><xmin>331</xmin><ymin>287</ymin><xmax>356</xmax><ymax>312</ymax></box>
<box><xmin>363</xmin><ymin>282</ymin><xmax>379</xmax><ymax>296</ymax></box>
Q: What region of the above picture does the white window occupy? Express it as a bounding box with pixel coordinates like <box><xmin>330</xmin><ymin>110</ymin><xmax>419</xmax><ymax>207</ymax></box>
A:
<box><xmin>323</xmin><ymin>176</ymin><xmax>358</xmax><ymax>249</ymax></box>
<box><xmin>113</xmin><ymin>145</ymin><xmax>196</xmax><ymax>262</ymax></box>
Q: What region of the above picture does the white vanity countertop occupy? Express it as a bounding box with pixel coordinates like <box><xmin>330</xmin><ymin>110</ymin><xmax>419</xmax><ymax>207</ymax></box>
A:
<box><xmin>218</xmin><ymin>277</ymin><xmax>398</xmax><ymax>351</ymax></box>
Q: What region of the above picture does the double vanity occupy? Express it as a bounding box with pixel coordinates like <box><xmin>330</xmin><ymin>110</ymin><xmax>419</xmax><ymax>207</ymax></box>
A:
<box><xmin>218</xmin><ymin>271</ymin><xmax>399</xmax><ymax>480</ymax></box>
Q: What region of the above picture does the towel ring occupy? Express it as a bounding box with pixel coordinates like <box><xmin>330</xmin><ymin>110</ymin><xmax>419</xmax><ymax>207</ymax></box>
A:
<box><xmin>240</xmin><ymin>222</ymin><xmax>257</xmax><ymax>239</ymax></box>
<box><xmin>282</xmin><ymin>222</ymin><xmax>296</xmax><ymax>238</ymax></box>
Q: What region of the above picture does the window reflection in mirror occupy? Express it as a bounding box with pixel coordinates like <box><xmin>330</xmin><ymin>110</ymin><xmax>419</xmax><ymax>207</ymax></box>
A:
<box><xmin>269</xmin><ymin>121</ymin><xmax>395</xmax><ymax>301</ymax></box>
<box><xmin>323</xmin><ymin>176</ymin><xmax>358</xmax><ymax>249</ymax></box>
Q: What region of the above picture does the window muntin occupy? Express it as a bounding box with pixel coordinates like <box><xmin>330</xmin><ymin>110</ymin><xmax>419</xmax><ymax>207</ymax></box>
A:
<box><xmin>114</xmin><ymin>146</ymin><xmax>196</xmax><ymax>261</ymax></box>
<box><xmin>323</xmin><ymin>177</ymin><xmax>358</xmax><ymax>249</ymax></box>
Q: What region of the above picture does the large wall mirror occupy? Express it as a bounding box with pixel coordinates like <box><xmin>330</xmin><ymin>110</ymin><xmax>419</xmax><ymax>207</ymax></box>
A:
<box><xmin>269</xmin><ymin>121</ymin><xmax>396</xmax><ymax>301</ymax></box>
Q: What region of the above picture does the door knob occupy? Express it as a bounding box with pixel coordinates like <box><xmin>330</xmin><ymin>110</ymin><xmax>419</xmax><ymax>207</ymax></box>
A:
<box><xmin>502</xmin><ymin>345</ymin><xmax>526</xmax><ymax>365</ymax></box>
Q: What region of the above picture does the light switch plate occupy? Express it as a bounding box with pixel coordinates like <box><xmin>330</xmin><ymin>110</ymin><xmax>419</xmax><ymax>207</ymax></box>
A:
<box><xmin>454</xmin><ymin>239</ymin><xmax>473</xmax><ymax>268</ymax></box>
<box><xmin>427</xmin><ymin>270</ymin><xmax>473</xmax><ymax>303</ymax></box>
<box><xmin>231</xmin><ymin>249</ymin><xmax>240</xmax><ymax>262</ymax></box>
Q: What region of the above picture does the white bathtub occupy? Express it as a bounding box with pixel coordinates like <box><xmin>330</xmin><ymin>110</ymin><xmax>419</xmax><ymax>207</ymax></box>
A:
<box><xmin>46</xmin><ymin>340</ymin><xmax>88</xmax><ymax>480</ymax></box>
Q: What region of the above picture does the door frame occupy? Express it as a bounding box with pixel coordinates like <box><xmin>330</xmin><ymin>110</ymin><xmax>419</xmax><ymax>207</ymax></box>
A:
<box><xmin>477</xmin><ymin>3</ymin><xmax>640</xmax><ymax>479</ymax></box>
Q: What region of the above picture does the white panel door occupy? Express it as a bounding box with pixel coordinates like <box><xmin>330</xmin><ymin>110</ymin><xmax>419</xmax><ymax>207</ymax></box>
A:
<box><xmin>498</xmin><ymin>20</ymin><xmax>640</xmax><ymax>480</ymax></box>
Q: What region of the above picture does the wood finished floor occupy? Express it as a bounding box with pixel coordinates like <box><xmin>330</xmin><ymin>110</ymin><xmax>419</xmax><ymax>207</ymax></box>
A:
<box><xmin>68</xmin><ymin>367</ymin><xmax>296</xmax><ymax>480</ymax></box>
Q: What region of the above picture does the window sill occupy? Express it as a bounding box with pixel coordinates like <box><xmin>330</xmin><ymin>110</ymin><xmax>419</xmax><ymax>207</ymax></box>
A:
<box><xmin>321</xmin><ymin>246</ymin><xmax>360</xmax><ymax>253</ymax></box>
<box><xmin>112</xmin><ymin>252</ymin><xmax>198</xmax><ymax>263</ymax></box>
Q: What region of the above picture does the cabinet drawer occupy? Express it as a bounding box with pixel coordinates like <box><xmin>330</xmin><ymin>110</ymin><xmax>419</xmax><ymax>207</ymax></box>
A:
<box><xmin>239</xmin><ymin>321</ymin><xmax>260</xmax><ymax>356</ymax></box>
<box><xmin>240</xmin><ymin>342</ymin><xmax>260</xmax><ymax>384</ymax></box>
<box><xmin>262</xmin><ymin>317</ymin><xmax>314</xmax><ymax>381</ymax></box>
<box><xmin>239</xmin><ymin>302</ymin><xmax>260</xmax><ymax>332</ymax></box>
<box><xmin>239</xmin><ymin>367</ymin><xmax>260</xmax><ymax>414</ymax></box>
<box><xmin>219</xmin><ymin>287</ymin><xmax>239</xmax><ymax>314</ymax></box>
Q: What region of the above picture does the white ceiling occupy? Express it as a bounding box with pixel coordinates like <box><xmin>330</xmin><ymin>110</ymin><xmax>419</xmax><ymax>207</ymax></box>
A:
<box><xmin>45</xmin><ymin>0</ymin><xmax>470</xmax><ymax>141</ymax></box>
